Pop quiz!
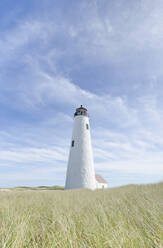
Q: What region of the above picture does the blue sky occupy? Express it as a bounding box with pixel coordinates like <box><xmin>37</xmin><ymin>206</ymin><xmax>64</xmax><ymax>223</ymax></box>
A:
<box><xmin>0</xmin><ymin>0</ymin><xmax>163</xmax><ymax>187</ymax></box>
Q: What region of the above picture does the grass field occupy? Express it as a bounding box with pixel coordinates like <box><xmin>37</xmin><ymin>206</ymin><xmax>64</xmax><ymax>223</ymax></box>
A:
<box><xmin>0</xmin><ymin>183</ymin><xmax>162</xmax><ymax>248</ymax></box>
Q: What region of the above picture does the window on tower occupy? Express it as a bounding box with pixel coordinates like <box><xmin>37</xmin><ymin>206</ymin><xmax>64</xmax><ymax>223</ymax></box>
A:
<box><xmin>72</xmin><ymin>140</ymin><xmax>75</xmax><ymax>147</ymax></box>
<box><xmin>86</xmin><ymin>124</ymin><xmax>89</xmax><ymax>130</ymax></box>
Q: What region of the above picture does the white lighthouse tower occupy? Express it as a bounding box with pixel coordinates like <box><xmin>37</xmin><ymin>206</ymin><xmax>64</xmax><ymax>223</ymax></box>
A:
<box><xmin>65</xmin><ymin>105</ymin><xmax>96</xmax><ymax>190</ymax></box>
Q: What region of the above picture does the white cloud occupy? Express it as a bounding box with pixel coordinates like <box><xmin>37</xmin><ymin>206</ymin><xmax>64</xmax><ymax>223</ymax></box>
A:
<box><xmin>0</xmin><ymin>147</ymin><xmax>67</xmax><ymax>164</ymax></box>
<box><xmin>9</xmin><ymin>59</ymin><xmax>138</xmax><ymax>129</ymax></box>
<box><xmin>60</xmin><ymin>0</ymin><xmax>163</xmax><ymax>67</ymax></box>
<box><xmin>0</xmin><ymin>166</ymin><xmax>66</xmax><ymax>182</ymax></box>
<box><xmin>95</xmin><ymin>154</ymin><xmax>163</xmax><ymax>176</ymax></box>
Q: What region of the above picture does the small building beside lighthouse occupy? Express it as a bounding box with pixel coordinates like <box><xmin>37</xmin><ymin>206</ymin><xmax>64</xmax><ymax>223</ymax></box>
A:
<box><xmin>65</xmin><ymin>105</ymin><xmax>96</xmax><ymax>190</ymax></box>
<box><xmin>95</xmin><ymin>174</ymin><xmax>108</xmax><ymax>189</ymax></box>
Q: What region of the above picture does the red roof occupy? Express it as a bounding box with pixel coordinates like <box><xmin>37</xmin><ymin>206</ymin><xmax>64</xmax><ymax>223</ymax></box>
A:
<box><xmin>95</xmin><ymin>174</ymin><xmax>107</xmax><ymax>184</ymax></box>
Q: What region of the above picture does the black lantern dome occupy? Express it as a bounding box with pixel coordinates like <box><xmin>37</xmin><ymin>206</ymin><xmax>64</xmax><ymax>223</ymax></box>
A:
<box><xmin>74</xmin><ymin>105</ymin><xmax>88</xmax><ymax>117</ymax></box>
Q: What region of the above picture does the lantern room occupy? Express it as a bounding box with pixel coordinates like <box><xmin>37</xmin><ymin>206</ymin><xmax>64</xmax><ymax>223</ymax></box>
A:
<box><xmin>74</xmin><ymin>105</ymin><xmax>88</xmax><ymax>117</ymax></box>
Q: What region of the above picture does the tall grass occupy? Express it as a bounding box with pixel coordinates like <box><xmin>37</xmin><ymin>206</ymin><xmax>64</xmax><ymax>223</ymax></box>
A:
<box><xmin>0</xmin><ymin>183</ymin><xmax>162</xmax><ymax>248</ymax></box>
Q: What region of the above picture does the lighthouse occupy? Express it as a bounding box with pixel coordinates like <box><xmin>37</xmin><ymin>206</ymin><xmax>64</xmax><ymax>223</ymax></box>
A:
<box><xmin>65</xmin><ymin>105</ymin><xmax>96</xmax><ymax>190</ymax></box>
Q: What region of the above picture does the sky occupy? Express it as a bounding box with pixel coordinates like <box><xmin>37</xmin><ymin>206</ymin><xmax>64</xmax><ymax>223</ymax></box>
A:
<box><xmin>0</xmin><ymin>0</ymin><xmax>163</xmax><ymax>187</ymax></box>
